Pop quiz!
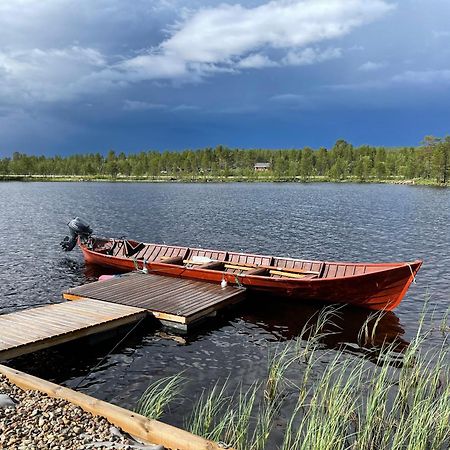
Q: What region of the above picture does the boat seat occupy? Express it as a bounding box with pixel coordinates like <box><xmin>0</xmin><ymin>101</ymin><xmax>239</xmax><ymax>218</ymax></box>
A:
<box><xmin>198</xmin><ymin>261</ymin><xmax>224</xmax><ymax>270</ymax></box>
<box><xmin>270</xmin><ymin>271</ymin><xmax>317</xmax><ymax>279</ymax></box>
<box><xmin>97</xmin><ymin>240</ymin><xmax>116</xmax><ymax>254</ymax></box>
<box><xmin>158</xmin><ymin>256</ymin><xmax>184</xmax><ymax>265</ymax></box>
<box><xmin>245</xmin><ymin>267</ymin><xmax>267</xmax><ymax>276</ymax></box>
<box><xmin>187</xmin><ymin>249</ymin><xmax>228</xmax><ymax>262</ymax></box>
<box><xmin>224</xmin><ymin>268</ymin><xmax>247</xmax><ymax>275</ymax></box>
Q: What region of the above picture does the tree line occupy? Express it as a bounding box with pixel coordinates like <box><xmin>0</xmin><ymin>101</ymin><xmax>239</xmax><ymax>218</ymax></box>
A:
<box><xmin>1</xmin><ymin>136</ymin><xmax>448</xmax><ymax>184</ymax></box>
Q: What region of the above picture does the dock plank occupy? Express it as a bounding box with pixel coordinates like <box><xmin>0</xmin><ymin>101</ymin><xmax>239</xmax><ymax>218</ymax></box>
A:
<box><xmin>64</xmin><ymin>272</ymin><xmax>246</xmax><ymax>328</ymax></box>
<box><xmin>0</xmin><ymin>299</ymin><xmax>146</xmax><ymax>361</ymax></box>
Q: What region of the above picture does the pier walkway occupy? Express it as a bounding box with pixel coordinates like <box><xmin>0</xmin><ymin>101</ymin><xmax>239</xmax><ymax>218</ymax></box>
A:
<box><xmin>0</xmin><ymin>299</ymin><xmax>146</xmax><ymax>361</ymax></box>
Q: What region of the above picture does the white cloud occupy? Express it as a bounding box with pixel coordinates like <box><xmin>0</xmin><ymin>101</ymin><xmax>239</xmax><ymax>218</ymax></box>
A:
<box><xmin>324</xmin><ymin>80</ymin><xmax>387</xmax><ymax>91</ymax></box>
<box><xmin>358</xmin><ymin>60</ymin><xmax>386</xmax><ymax>71</ymax></box>
<box><xmin>0</xmin><ymin>0</ymin><xmax>394</xmax><ymax>105</ymax></box>
<box><xmin>234</xmin><ymin>46</ymin><xmax>342</xmax><ymax>72</ymax></box>
<box><xmin>282</xmin><ymin>47</ymin><xmax>342</xmax><ymax>66</ymax></box>
<box><xmin>325</xmin><ymin>67</ymin><xmax>450</xmax><ymax>93</ymax></box>
<box><xmin>348</xmin><ymin>45</ymin><xmax>365</xmax><ymax>51</ymax></box>
<box><xmin>269</xmin><ymin>93</ymin><xmax>314</xmax><ymax>109</ymax></box>
<box><xmin>171</xmin><ymin>104</ymin><xmax>200</xmax><ymax>112</ymax></box>
<box><xmin>271</xmin><ymin>93</ymin><xmax>307</xmax><ymax>102</ymax></box>
<box><xmin>237</xmin><ymin>54</ymin><xmax>279</xmax><ymax>69</ymax></box>
<box><xmin>0</xmin><ymin>46</ymin><xmax>107</xmax><ymax>103</ymax></box>
<box><xmin>116</xmin><ymin>53</ymin><xmax>189</xmax><ymax>82</ymax></box>
<box><xmin>117</xmin><ymin>0</ymin><xmax>393</xmax><ymax>80</ymax></box>
<box><xmin>123</xmin><ymin>100</ymin><xmax>200</xmax><ymax>113</ymax></box>
<box><xmin>123</xmin><ymin>100</ymin><xmax>166</xmax><ymax>111</ymax></box>
<box><xmin>162</xmin><ymin>0</ymin><xmax>393</xmax><ymax>63</ymax></box>
<box><xmin>392</xmin><ymin>69</ymin><xmax>450</xmax><ymax>84</ymax></box>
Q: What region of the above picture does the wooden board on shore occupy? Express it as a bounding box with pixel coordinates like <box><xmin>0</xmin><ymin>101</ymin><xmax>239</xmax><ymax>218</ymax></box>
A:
<box><xmin>63</xmin><ymin>272</ymin><xmax>246</xmax><ymax>329</ymax></box>
<box><xmin>0</xmin><ymin>299</ymin><xmax>146</xmax><ymax>361</ymax></box>
<box><xmin>0</xmin><ymin>364</ymin><xmax>230</xmax><ymax>450</ymax></box>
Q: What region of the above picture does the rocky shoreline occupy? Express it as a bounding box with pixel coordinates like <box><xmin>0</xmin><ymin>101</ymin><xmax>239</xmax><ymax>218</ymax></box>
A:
<box><xmin>0</xmin><ymin>374</ymin><xmax>163</xmax><ymax>450</ymax></box>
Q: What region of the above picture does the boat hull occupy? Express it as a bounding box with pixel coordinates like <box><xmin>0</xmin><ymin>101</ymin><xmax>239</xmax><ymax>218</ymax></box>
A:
<box><xmin>80</xmin><ymin>244</ymin><xmax>421</xmax><ymax>311</ymax></box>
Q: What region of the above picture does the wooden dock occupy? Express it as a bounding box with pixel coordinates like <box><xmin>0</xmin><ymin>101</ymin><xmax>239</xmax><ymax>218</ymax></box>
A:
<box><xmin>0</xmin><ymin>299</ymin><xmax>146</xmax><ymax>361</ymax></box>
<box><xmin>63</xmin><ymin>272</ymin><xmax>246</xmax><ymax>330</ymax></box>
<box><xmin>0</xmin><ymin>272</ymin><xmax>245</xmax><ymax>361</ymax></box>
<box><xmin>0</xmin><ymin>273</ymin><xmax>243</xmax><ymax>448</ymax></box>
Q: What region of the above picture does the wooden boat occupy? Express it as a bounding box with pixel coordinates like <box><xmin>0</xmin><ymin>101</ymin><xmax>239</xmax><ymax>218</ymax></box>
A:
<box><xmin>75</xmin><ymin>236</ymin><xmax>422</xmax><ymax>311</ymax></box>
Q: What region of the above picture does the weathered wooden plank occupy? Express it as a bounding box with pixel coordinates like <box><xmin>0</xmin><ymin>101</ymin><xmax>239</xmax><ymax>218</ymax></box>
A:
<box><xmin>106</xmin><ymin>281</ymin><xmax>193</xmax><ymax>304</ymax></box>
<box><xmin>163</xmin><ymin>291</ymin><xmax>240</xmax><ymax>316</ymax></box>
<box><xmin>0</xmin><ymin>299</ymin><xmax>146</xmax><ymax>361</ymax></box>
<box><xmin>186</xmin><ymin>291</ymin><xmax>247</xmax><ymax>323</ymax></box>
<box><xmin>0</xmin><ymin>320</ymin><xmax>54</xmax><ymax>341</ymax></box>
<box><xmin>117</xmin><ymin>285</ymin><xmax>238</xmax><ymax>315</ymax></box>
<box><xmin>3</xmin><ymin>309</ymin><xmax>89</xmax><ymax>330</ymax></box>
<box><xmin>136</xmin><ymin>286</ymin><xmax>223</xmax><ymax>311</ymax></box>
<box><xmin>64</xmin><ymin>272</ymin><xmax>246</xmax><ymax>328</ymax></box>
<box><xmin>0</xmin><ymin>336</ymin><xmax>22</xmax><ymax>347</ymax></box>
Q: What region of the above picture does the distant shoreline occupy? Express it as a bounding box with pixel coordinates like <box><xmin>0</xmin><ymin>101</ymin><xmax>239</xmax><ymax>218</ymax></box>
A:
<box><xmin>0</xmin><ymin>174</ymin><xmax>447</xmax><ymax>187</ymax></box>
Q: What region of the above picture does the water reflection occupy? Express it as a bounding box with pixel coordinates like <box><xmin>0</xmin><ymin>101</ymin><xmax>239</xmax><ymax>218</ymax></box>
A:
<box><xmin>84</xmin><ymin>262</ymin><xmax>121</xmax><ymax>279</ymax></box>
<box><xmin>9</xmin><ymin>321</ymin><xmax>151</xmax><ymax>384</ymax></box>
<box><xmin>240</xmin><ymin>294</ymin><xmax>408</xmax><ymax>364</ymax></box>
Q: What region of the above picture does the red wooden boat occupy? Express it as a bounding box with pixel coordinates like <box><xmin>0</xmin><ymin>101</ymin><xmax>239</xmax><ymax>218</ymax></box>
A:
<box><xmin>61</xmin><ymin>219</ymin><xmax>422</xmax><ymax>311</ymax></box>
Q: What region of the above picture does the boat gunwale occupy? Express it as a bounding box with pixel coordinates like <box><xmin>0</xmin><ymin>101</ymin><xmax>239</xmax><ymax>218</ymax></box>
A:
<box><xmin>81</xmin><ymin>239</ymin><xmax>422</xmax><ymax>283</ymax></box>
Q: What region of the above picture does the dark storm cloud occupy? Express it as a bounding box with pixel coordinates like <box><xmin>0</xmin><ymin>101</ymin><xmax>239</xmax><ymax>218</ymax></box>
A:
<box><xmin>0</xmin><ymin>0</ymin><xmax>449</xmax><ymax>155</ymax></box>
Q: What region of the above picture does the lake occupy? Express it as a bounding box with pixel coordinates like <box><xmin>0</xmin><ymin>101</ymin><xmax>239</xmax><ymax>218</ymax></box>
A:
<box><xmin>0</xmin><ymin>182</ymin><xmax>448</xmax><ymax>435</ymax></box>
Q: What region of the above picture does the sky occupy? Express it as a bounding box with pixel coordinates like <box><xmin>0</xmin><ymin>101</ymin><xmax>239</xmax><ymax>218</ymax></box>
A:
<box><xmin>1</xmin><ymin>0</ymin><xmax>450</xmax><ymax>156</ymax></box>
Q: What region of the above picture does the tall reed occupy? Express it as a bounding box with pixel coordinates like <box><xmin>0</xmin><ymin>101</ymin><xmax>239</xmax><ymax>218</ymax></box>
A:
<box><xmin>136</xmin><ymin>305</ymin><xmax>449</xmax><ymax>449</ymax></box>
<box><xmin>135</xmin><ymin>372</ymin><xmax>185</xmax><ymax>420</ymax></box>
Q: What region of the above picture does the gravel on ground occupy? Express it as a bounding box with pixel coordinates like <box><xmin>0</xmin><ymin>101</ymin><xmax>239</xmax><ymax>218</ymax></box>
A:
<box><xmin>0</xmin><ymin>374</ymin><xmax>163</xmax><ymax>450</ymax></box>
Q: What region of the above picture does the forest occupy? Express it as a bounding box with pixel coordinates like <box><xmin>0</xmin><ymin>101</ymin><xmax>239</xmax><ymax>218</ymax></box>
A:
<box><xmin>0</xmin><ymin>136</ymin><xmax>448</xmax><ymax>184</ymax></box>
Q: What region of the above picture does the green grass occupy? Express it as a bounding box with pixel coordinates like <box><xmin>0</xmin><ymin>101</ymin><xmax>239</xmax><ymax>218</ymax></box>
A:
<box><xmin>0</xmin><ymin>173</ymin><xmax>448</xmax><ymax>186</ymax></box>
<box><xmin>135</xmin><ymin>372</ymin><xmax>185</xmax><ymax>420</ymax></box>
<box><xmin>136</xmin><ymin>305</ymin><xmax>450</xmax><ymax>449</ymax></box>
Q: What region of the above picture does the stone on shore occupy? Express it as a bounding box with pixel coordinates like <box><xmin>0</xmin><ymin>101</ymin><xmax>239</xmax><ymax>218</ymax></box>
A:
<box><xmin>0</xmin><ymin>374</ymin><xmax>163</xmax><ymax>449</ymax></box>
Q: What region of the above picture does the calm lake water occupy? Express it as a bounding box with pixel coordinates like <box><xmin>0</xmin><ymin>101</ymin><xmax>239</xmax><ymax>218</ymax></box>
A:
<box><xmin>0</xmin><ymin>182</ymin><xmax>448</xmax><ymax>435</ymax></box>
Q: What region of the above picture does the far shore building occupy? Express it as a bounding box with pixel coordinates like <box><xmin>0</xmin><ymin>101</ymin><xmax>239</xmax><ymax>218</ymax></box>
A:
<box><xmin>254</xmin><ymin>162</ymin><xmax>271</xmax><ymax>172</ymax></box>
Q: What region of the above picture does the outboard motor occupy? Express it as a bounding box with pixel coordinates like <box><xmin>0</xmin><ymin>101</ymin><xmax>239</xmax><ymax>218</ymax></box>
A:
<box><xmin>60</xmin><ymin>217</ymin><xmax>93</xmax><ymax>251</ymax></box>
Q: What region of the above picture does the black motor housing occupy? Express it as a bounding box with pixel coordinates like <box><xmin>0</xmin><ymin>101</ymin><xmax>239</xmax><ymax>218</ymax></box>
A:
<box><xmin>60</xmin><ymin>217</ymin><xmax>93</xmax><ymax>251</ymax></box>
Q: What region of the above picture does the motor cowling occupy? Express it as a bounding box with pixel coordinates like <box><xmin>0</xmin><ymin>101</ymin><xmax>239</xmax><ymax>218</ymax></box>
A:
<box><xmin>60</xmin><ymin>217</ymin><xmax>93</xmax><ymax>251</ymax></box>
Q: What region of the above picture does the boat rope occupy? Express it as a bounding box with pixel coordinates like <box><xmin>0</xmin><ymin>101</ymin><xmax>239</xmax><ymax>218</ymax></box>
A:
<box><xmin>73</xmin><ymin>316</ymin><xmax>146</xmax><ymax>390</ymax></box>
<box><xmin>234</xmin><ymin>274</ymin><xmax>243</xmax><ymax>289</ymax></box>
<box><xmin>407</xmin><ymin>263</ymin><xmax>417</xmax><ymax>284</ymax></box>
<box><xmin>142</xmin><ymin>258</ymin><xmax>148</xmax><ymax>274</ymax></box>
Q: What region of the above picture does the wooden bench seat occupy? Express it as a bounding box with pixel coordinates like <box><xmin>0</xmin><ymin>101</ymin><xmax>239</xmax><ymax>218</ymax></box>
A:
<box><xmin>198</xmin><ymin>261</ymin><xmax>224</xmax><ymax>270</ymax></box>
<box><xmin>244</xmin><ymin>267</ymin><xmax>268</xmax><ymax>276</ymax></box>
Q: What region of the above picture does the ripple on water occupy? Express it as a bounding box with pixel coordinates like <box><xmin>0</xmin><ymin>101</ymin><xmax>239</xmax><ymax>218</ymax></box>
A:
<box><xmin>0</xmin><ymin>181</ymin><xmax>448</xmax><ymax>436</ymax></box>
